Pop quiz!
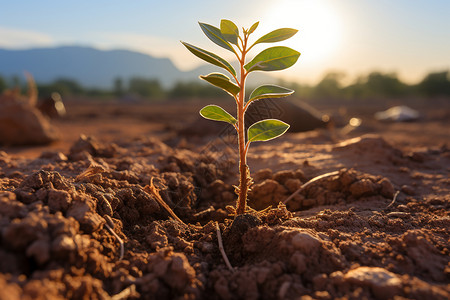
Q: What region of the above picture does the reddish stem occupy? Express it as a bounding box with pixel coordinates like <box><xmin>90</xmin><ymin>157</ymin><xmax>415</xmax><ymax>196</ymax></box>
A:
<box><xmin>235</xmin><ymin>33</ymin><xmax>250</xmax><ymax>215</ymax></box>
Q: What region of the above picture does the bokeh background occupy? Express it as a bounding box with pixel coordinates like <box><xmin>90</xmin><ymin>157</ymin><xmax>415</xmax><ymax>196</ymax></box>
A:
<box><xmin>1</xmin><ymin>0</ymin><xmax>449</xmax><ymax>101</ymax></box>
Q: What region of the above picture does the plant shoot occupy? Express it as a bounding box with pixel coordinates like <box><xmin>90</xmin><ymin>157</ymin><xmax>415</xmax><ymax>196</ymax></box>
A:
<box><xmin>181</xmin><ymin>20</ymin><xmax>300</xmax><ymax>215</ymax></box>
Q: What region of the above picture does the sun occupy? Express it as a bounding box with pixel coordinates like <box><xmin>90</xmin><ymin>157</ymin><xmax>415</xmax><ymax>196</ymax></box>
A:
<box><xmin>258</xmin><ymin>0</ymin><xmax>342</xmax><ymax>65</ymax></box>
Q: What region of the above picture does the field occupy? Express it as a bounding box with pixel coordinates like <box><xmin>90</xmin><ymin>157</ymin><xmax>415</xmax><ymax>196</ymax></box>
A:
<box><xmin>0</xmin><ymin>98</ymin><xmax>449</xmax><ymax>299</ymax></box>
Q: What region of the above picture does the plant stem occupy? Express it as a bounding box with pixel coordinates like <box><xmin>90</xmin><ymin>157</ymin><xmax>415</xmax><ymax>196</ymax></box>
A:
<box><xmin>235</xmin><ymin>34</ymin><xmax>249</xmax><ymax>215</ymax></box>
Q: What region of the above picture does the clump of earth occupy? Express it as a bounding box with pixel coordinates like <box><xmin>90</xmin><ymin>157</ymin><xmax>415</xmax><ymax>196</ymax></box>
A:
<box><xmin>0</xmin><ymin>100</ymin><xmax>448</xmax><ymax>299</ymax></box>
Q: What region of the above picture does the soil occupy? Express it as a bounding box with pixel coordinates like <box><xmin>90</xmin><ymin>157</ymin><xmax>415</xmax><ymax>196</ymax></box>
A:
<box><xmin>0</xmin><ymin>99</ymin><xmax>449</xmax><ymax>300</ymax></box>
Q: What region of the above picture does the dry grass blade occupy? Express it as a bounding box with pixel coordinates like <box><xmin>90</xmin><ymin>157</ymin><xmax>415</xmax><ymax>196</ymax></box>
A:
<box><xmin>385</xmin><ymin>190</ymin><xmax>401</xmax><ymax>209</ymax></box>
<box><xmin>103</xmin><ymin>216</ymin><xmax>124</xmax><ymax>261</ymax></box>
<box><xmin>283</xmin><ymin>171</ymin><xmax>340</xmax><ymax>204</ymax></box>
<box><xmin>111</xmin><ymin>284</ymin><xmax>137</xmax><ymax>300</ymax></box>
<box><xmin>216</xmin><ymin>222</ymin><xmax>234</xmax><ymax>272</ymax></box>
<box><xmin>144</xmin><ymin>178</ymin><xmax>187</xmax><ymax>227</ymax></box>
<box><xmin>75</xmin><ymin>163</ymin><xmax>106</xmax><ymax>181</ymax></box>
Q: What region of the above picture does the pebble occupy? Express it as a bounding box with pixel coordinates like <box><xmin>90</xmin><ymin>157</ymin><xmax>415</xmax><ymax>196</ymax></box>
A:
<box><xmin>344</xmin><ymin>266</ymin><xmax>402</xmax><ymax>299</ymax></box>
<box><xmin>291</xmin><ymin>231</ymin><xmax>321</xmax><ymax>255</ymax></box>
<box><xmin>387</xmin><ymin>212</ymin><xmax>411</xmax><ymax>219</ymax></box>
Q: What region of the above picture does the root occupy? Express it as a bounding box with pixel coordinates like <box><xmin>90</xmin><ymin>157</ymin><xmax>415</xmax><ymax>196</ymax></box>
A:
<box><xmin>385</xmin><ymin>190</ymin><xmax>401</xmax><ymax>209</ymax></box>
<box><xmin>283</xmin><ymin>171</ymin><xmax>340</xmax><ymax>204</ymax></box>
<box><xmin>216</xmin><ymin>222</ymin><xmax>234</xmax><ymax>272</ymax></box>
<box><xmin>111</xmin><ymin>284</ymin><xmax>137</xmax><ymax>300</ymax></box>
<box><xmin>103</xmin><ymin>215</ymin><xmax>124</xmax><ymax>261</ymax></box>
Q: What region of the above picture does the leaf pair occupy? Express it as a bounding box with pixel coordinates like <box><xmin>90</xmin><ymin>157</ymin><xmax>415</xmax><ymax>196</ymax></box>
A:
<box><xmin>200</xmin><ymin>105</ymin><xmax>289</xmax><ymax>143</ymax></box>
<box><xmin>245</xmin><ymin>46</ymin><xmax>300</xmax><ymax>73</ymax></box>
<box><xmin>181</xmin><ymin>21</ymin><xmax>300</xmax><ymax>77</ymax></box>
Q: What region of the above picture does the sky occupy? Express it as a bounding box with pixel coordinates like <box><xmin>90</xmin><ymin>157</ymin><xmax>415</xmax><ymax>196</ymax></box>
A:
<box><xmin>0</xmin><ymin>0</ymin><xmax>449</xmax><ymax>85</ymax></box>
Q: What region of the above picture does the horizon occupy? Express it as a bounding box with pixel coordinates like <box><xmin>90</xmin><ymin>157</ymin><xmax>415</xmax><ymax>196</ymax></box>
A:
<box><xmin>0</xmin><ymin>45</ymin><xmax>446</xmax><ymax>88</ymax></box>
<box><xmin>1</xmin><ymin>0</ymin><xmax>449</xmax><ymax>85</ymax></box>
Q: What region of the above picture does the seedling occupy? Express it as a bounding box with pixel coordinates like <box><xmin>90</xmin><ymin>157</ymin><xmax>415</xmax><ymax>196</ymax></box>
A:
<box><xmin>182</xmin><ymin>20</ymin><xmax>300</xmax><ymax>215</ymax></box>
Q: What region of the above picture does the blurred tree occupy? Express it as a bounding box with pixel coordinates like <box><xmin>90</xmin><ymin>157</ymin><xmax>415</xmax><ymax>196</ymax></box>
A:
<box><xmin>113</xmin><ymin>77</ymin><xmax>124</xmax><ymax>98</ymax></box>
<box><xmin>342</xmin><ymin>76</ymin><xmax>366</xmax><ymax>99</ymax></box>
<box><xmin>313</xmin><ymin>72</ymin><xmax>345</xmax><ymax>99</ymax></box>
<box><xmin>38</xmin><ymin>78</ymin><xmax>83</xmax><ymax>97</ymax></box>
<box><xmin>417</xmin><ymin>71</ymin><xmax>450</xmax><ymax>96</ymax></box>
<box><xmin>0</xmin><ymin>75</ymin><xmax>6</xmax><ymax>93</ymax></box>
<box><xmin>128</xmin><ymin>77</ymin><xmax>165</xmax><ymax>99</ymax></box>
<box><xmin>169</xmin><ymin>81</ymin><xmax>227</xmax><ymax>99</ymax></box>
<box><xmin>365</xmin><ymin>72</ymin><xmax>407</xmax><ymax>97</ymax></box>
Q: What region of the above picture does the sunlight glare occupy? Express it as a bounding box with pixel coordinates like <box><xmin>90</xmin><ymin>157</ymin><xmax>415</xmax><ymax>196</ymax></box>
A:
<box><xmin>259</xmin><ymin>0</ymin><xmax>342</xmax><ymax>65</ymax></box>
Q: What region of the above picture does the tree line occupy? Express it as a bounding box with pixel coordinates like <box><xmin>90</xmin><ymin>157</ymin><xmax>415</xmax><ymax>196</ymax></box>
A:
<box><xmin>0</xmin><ymin>70</ymin><xmax>449</xmax><ymax>101</ymax></box>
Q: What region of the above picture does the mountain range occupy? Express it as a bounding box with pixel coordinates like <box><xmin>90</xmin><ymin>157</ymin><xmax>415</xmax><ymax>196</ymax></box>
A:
<box><xmin>0</xmin><ymin>46</ymin><xmax>274</xmax><ymax>88</ymax></box>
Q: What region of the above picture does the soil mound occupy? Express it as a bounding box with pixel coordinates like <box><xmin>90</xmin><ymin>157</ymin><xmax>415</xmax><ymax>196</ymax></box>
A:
<box><xmin>0</xmin><ymin>133</ymin><xmax>448</xmax><ymax>299</ymax></box>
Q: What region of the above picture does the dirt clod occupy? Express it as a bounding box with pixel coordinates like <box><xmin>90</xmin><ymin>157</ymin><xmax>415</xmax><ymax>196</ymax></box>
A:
<box><xmin>0</xmin><ymin>102</ymin><xmax>448</xmax><ymax>299</ymax></box>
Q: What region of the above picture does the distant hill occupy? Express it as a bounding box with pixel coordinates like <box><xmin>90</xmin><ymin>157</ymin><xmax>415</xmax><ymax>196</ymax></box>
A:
<box><xmin>0</xmin><ymin>46</ymin><xmax>275</xmax><ymax>89</ymax></box>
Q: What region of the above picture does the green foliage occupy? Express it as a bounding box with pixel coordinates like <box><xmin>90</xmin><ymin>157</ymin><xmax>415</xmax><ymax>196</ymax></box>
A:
<box><xmin>181</xmin><ymin>42</ymin><xmax>236</xmax><ymax>76</ymax></box>
<box><xmin>200</xmin><ymin>73</ymin><xmax>240</xmax><ymax>96</ymax></box>
<box><xmin>253</xmin><ymin>28</ymin><xmax>298</xmax><ymax>45</ymax></box>
<box><xmin>200</xmin><ymin>105</ymin><xmax>237</xmax><ymax>125</ymax></box>
<box><xmin>113</xmin><ymin>77</ymin><xmax>124</xmax><ymax>97</ymax></box>
<box><xmin>199</xmin><ymin>22</ymin><xmax>236</xmax><ymax>53</ymax></box>
<box><xmin>128</xmin><ymin>77</ymin><xmax>165</xmax><ymax>99</ymax></box>
<box><xmin>248</xmin><ymin>84</ymin><xmax>294</xmax><ymax>103</ymax></box>
<box><xmin>220</xmin><ymin>20</ymin><xmax>239</xmax><ymax>45</ymax></box>
<box><xmin>182</xmin><ymin>19</ymin><xmax>300</xmax><ymax>214</ymax></box>
<box><xmin>248</xmin><ymin>119</ymin><xmax>290</xmax><ymax>142</ymax></box>
<box><xmin>417</xmin><ymin>71</ymin><xmax>450</xmax><ymax>96</ymax></box>
<box><xmin>169</xmin><ymin>81</ymin><xmax>227</xmax><ymax>99</ymax></box>
<box><xmin>0</xmin><ymin>75</ymin><xmax>6</xmax><ymax>93</ymax></box>
<box><xmin>38</xmin><ymin>78</ymin><xmax>84</xmax><ymax>96</ymax></box>
<box><xmin>245</xmin><ymin>46</ymin><xmax>300</xmax><ymax>72</ymax></box>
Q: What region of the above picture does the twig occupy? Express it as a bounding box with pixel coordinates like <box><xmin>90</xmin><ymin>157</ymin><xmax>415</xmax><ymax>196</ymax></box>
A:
<box><xmin>104</xmin><ymin>216</ymin><xmax>124</xmax><ymax>261</ymax></box>
<box><xmin>216</xmin><ymin>222</ymin><xmax>234</xmax><ymax>272</ymax></box>
<box><xmin>144</xmin><ymin>178</ymin><xmax>187</xmax><ymax>227</ymax></box>
<box><xmin>385</xmin><ymin>190</ymin><xmax>401</xmax><ymax>209</ymax></box>
<box><xmin>111</xmin><ymin>284</ymin><xmax>137</xmax><ymax>300</ymax></box>
<box><xmin>75</xmin><ymin>163</ymin><xmax>106</xmax><ymax>182</ymax></box>
<box><xmin>283</xmin><ymin>171</ymin><xmax>340</xmax><ymax>204</ymax></box>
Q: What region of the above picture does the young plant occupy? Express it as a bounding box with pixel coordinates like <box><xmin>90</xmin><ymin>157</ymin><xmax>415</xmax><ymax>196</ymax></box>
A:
<box><xmin>181</xmin><ymin>20</ymin><xmax>300</xmax><ymax>215</ymax></box>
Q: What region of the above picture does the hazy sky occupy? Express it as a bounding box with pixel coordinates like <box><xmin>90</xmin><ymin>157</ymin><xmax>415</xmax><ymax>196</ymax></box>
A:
<box><xmin>1</xmin><ymin>0</ymin><xmax>449</xmax><ymax>84</ymax></box>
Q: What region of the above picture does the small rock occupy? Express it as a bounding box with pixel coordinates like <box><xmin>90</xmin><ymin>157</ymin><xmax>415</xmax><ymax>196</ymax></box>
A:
<box><xmin>47</xmin><ymin>189</ymin><xmax>71</xmax><ymax>213</ymax></box>
<box><xmin>401</xmin><ymin>185</ymin><xmax>415</xmax><ymax>195</ymax></box>
<box><xmin>302</xmin><ymin>198</ymin><xmax>316</xmax><ymax>208</ymax></box>
<box><xmin>349</xmin><ymin>179</ymin><xmax>377</xmax><ymax>198</ymax></box>
<box><xmin>0</xmin><ymin>101</ymin><xmax>58</xmax><ymax>145</ymax></box>
<box><xmin>273</xmin><ymin>170</ymin><xmax>296</xmax><ymax>185</ymax></box>
<box><xmin>26</xmin><ymin>239</ymin><xmax>50</xmax><ymax>265</ymax></box>
<box><xmin>66</xmin><ymin>199</ymin><xmax>104</xmax><ymax>233</ymax></box>
<box><xmin>253</xmin><ymin>169</ymin><xmax>273</xmax><ymax>183</ymax></box>
<box><xmin>379</xmin><ymin>178</ymin><xmax>395</xmax><ymax>198</ymax></box>
<box><xmin>39</xmin><ymin>151</ymin><xmax>68</xmax><ymax>161</ymax></box>
<box><xmin>284</xmin><ymin>178</ymin><xmax>302</xmax><ymax>194</ymax></box>
<box><xmin>291</xmin><ymin>230</ymin><xmax>321</xmax><ymax>255</ymax></box>
<box><xmin>290</xmin><ymin>251</ymin><xmax>307</xmax><ymax>274</ymax></box>
<box><xmin>344</xmin><ymin>266</ymin><xmax>402</xmax><ymax>299</ymax></box>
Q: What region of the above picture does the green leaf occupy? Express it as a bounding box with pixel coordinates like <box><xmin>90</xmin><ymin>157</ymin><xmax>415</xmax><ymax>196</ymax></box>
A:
<box><xmin>248</xmin><ymin>85</ymin><xmax>294</xmax><ymax>103</ymax></box>
<box><xmin>248</xmin><ymin>21</ymin><xmax>259</xmax><ymax>34</ymax></box>
<box><xmin>220</xmin><ymin>19</ymin><xmax>239</xmax><ymax>45</ymax></box>
<box><xmin>248</xmin><ymin>119</ymin><xmax>290</xmax><ymax>142</ymax></box>
<box><xmin>199</xmin><ymin>22</ymin><xmax>235</xmax><ymax>53</ymax></box>
<box><xmin>200</xmin><ymin>73</ymin><xmax>240</xmax><ymax>97</ymax></box>
<box><xmin>244</xmin><ymin>46</ymin><xmax>300</xmax><ymax>72</ymax></box>
<box><xmin>181</xmin><ymin>41</ymin><xmax>236</xmax><ymax>76</ymax></box>
<box><xmin>200</xmin><ymin>105</ymin><xmax>237</xmax><ymax>125</ymax></box>
<box><xmin>254</xmin><ymin>28</ymin><xmax>298</xmax><ymax>45</ymax></box>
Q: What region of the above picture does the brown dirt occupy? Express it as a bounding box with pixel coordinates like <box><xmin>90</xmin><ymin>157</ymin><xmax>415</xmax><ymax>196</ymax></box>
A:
<box><xmin>0</xmin><ymin>99</ymin><xmax>449</xmax><ymax>299</ymax></box>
